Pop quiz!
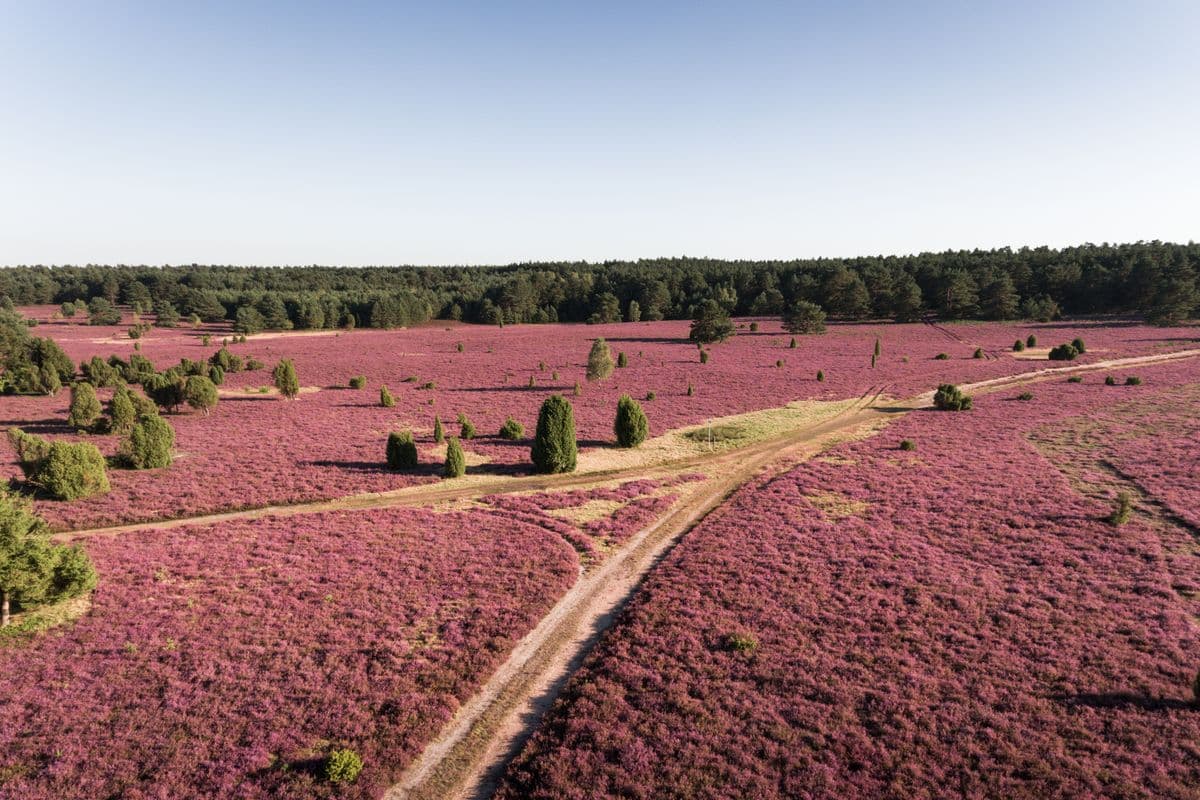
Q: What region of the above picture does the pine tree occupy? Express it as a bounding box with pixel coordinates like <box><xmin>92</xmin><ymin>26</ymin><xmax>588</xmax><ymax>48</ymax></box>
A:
<box><xmin>108</xmin><ymin>385</ymin><xmax>137</xmax><ymax>433</ymax></box>
<box><xmin>531</xmin><ymin>395</ymin><xmax>577</xmax><ymax>474</ymax></box>
<box><xmin>123</xmin><ymin>415</ymin><xmax>175</xmax><ymax>469</ymax></box>
<box><xmin>432</xmin><ymin>415</ymin><xmax>445</xmax><ymax>443</ymax></box>
<box><xmin>184</xmin><ymin>375</ymin><xmax>219</xmax><ymax>415</ymax></box>
<box><xmin>386</xmin><ymin>431</ymin><xmax>419</xmax><ymax>470</ymax></box>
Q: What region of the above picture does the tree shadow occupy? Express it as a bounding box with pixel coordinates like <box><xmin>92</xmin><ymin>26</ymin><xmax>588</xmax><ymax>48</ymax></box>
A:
<box><xmin>1055</xmin><ymin>692</ymin><xmax>1196</xmax><ymax>711</ymax></box>
<box><xmin>0</xmin><ymin>417</ymin><xmax>74</xmax><ymax>435</ymax></box>
<box><xmin>452</xmin><ymin>385</ymin><xmax>565</xmax><ymax>393</ymax></box>
<box><xmin>301</xmin><ymin>459</ymin><xmax>393</xmax><ymax>474</ymax></box>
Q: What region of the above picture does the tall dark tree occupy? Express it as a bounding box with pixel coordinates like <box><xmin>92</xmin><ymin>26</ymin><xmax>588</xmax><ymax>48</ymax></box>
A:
<box><xmin>689</xmin><ymin>300</ymin><xmax>734</xmax><ymax>344</ymax></box>
<box><xmin>531</xmin><ymin>395</ymin><xmax>577</xmax><ymax>474</ymax></box>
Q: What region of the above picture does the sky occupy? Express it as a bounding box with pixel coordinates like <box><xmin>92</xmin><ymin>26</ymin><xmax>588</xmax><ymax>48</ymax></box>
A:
<box><xmin>1</xmin><ymin>0</ymin><xmax>1197</xmax><ymax>266</ymax></box>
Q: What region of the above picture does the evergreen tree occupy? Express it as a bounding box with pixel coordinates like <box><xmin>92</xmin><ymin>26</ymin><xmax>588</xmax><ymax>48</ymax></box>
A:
<box><xmin>433</xmin><ymin>415</ymin><xmax>444</xmax><ymax>443</ymax></box>
<box><xmin>689</xmin><ymin>300</ymin><xmax>734</xmax><ymax>344</ymax></box>
<box><xmin>443</xmin><ymin>437</ymin><xmax>466</xmax><ymax>478</ymax></box>
<box><xmin>531</xmin><ymin>395</ymin><xmax>577</xmax><ymax>474</ymax></box>
<box><xmin>67</xmin><ymin>382</ymin><xmax>102</xmax><ymax>430</ymax></box>
<box><xmin>123</xmin><ymin>415</ymin><xmax>175</xmax><ymax>469</ymax></box>
<box><xmin>184</xmin><ymin>375</ymin><xmax>219</xmax><ymax>415</ymax></box>
<box><xmin>386</xmin><ymin>431</ymin><xmax>419</xmax><ymax>470</ymax></box>
<box><xmin>108</xmin><ymin>384</ymin><xmax>138</xmax><ymax>433</ymax></box>
<box><xmin>586</xmin><ymin>338</ymin><xmax>614</xmax><ymax>381</ymax></box>
<box><xmin>782</xmin><ymin>300</ymin><xmax>827</xmax><ymax>334</ymax></box>
<box><xmin>273</xmin><ymin>359</ymin><xmax>300</xmax><ymax>399</ymax></box>
<box><xmin>613</xmin><ymin>395</ymin><xmax>649</xmax><ymax>448</ymax></box>
<box><xmin>380</xmin><ymin>385</ymin><xmax>396</xmax><ymax>407</ymax></box>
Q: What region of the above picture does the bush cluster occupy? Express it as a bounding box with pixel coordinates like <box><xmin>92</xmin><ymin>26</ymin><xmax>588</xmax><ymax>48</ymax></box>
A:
<box><xmin>933</xmin><ymin>383</ymin><xmax>972</xmax><ymax>411</ymax></box>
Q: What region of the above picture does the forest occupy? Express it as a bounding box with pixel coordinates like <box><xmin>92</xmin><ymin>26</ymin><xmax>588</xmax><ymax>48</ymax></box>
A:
<box><xmin>0</xmin><ymin>241</ymin><xmax>1196</xmax><ymax>330</ymax></box>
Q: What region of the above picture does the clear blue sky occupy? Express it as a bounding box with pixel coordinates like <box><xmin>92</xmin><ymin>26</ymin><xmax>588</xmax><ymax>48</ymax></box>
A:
<box><xmin>1</xmin><ymin>1</ymin><xmax>1197</xmax><ymax>266</ymax></box>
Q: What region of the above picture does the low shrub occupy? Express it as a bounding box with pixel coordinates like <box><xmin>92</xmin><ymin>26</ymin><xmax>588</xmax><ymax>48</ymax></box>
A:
<box><xmin>1013</xmin><ymin>339</ymin><xmax>1025</xmax><ymax>352</ymax></box>
<box><xmin>433</xmin><ymin>416</ymin><xmax>445</xmax><ymax>443</ymax></box>
<box><xmin>775</xmin><ymin>359</ymin><xmax>783</xmax><ymax>368</ymax></box>
<box><xmin>183</xmin><ymin>375</ymin><xmax>218</xmax><ymax>415</ymax></box>
<box><xmin>1017</xmin><ymin>391</ymin><xmax>1033</xmax><ymax>401</ymax></box>
<box><xmin>324</xmin><ymin>748</ymin><xmax>363</xmax><ymax>785</ymax></box>
<box><xmin>1125</xmin><ymin>376</ymin><xmax>1142</xmax><ymax>385</ymax></box>
<box><xmin>1071</xmin><ymin>337</ymin><xmax>1086</xmax><ymax>353</ymax></box>
<box><xmin>934</xmin><ymin>353</ymin><xmax>950</xmax><ymax>360</ymax></box>
<box><xmin>816</xmin><ymin>370</ymin><xmax>825</xmax><ymax>382</ymax></box>
<box><xmin>789</xmin><ymin>337</ymin><xmax>797</xmax><ymax>349</ymax></box>
<box><xmin>645</xmin><ymin>391</ymin><xmax>656</xmax><ymax>401</ymax></box>
<box><xmin>67</xmin><ymin>382</ymin><xmax>102</xmax><ymax>430</ymax></box>
<box><xmin>458</xmin><ymin>413</ymin><xmax>477</xmax><ymax>439</ymax></box>
<box><xmin>443</xmin><ymin>437</ymin><xmax>466</xmax><ymax>478</ymax></box>
<box><xmin>1067</xmin><ymin>375</ymin><xmax>1083</xmax><ymax>383</ymax></box>
<box><xmin>686</xmin><ymin>383</ymin><xmax>694</xmax><ymax>397</ymax></box>
<box><xmin>379</xmin><ymin>386</ymin><xmax>395</xmax><ymax>408</ymax></box>
<box><xmin>1048</xmin><ymin>343</ymin><xmax>1078</xmax><ymax>361</ymax></box>
<box><xmin>973</xmin><ymin>348</ymin><xmax>984</xmax><ymax>359</ymax></box>
<box><xmin>349</xmin><ymin>375</ymin><xmax>366</xmax><ymax>389</ymax></box>
<box><xmin>617</xmin><ymin>351</ymin><xmax>628</xmax><ymax>368</ymax></box>
<box><xmin>123</xmin><ymin>414</ymin><xmax>175</xmax><ymax>470</ymax></box>
<box><xmin>725</xmin><ymin>631</ymin><xmax>758</xmax><ymax>654</ymax></box>
<box><xmin>1026</xmin><ymin>334</ymin><xmax>1037</xmax><ymax>347</ymax></box>
<box><xmin>499</xmin><ymin>417</ymin><xmax>524</xmax><ymax>440</ymax></box>
<box><xmin>749</xmin><ymin>322</ymin><xmax>759</xmax><ymax>332</ymax></box>
<box><xmin>899</xmin><ymin>439</ymin><xmax>916</xmax><ymax>451</ymax></box>
<box><xmin>1108</xmin><ymin>491</ymin><xmax>1133</xmax><ymax>526</ymax></box>
<box><xmin>933</xmin><ymin>383</ymin><xmax>972</xmax><ymax>411</ymax></box>
<box><xmin>1105</xmin><ymin>375</ymin><xmax>1117</xmax><ymax>386</ymax></box>
<box><xmin>386</xmin><ymin>430</ymin><xmax>418</xmax><ymax>470</ymax></box>
<box><xmin>699</xmin><ymin>350</ymin><xmax>709</xmax><ymax>364</ymax></box>
<box><xmin>614</xmin><ymin>395</ymin><xmax>649</xmax><ymax>448</ymax></box>
<box><xmin>38</xmin><ymin>440</ymin><xmax>111</xmax><ymax>500</ymax></box>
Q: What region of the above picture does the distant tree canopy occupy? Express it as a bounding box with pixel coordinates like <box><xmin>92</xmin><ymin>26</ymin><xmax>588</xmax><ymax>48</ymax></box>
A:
<box><xmin>0</xmin><ymin>241</ymin><xmax>1195</xmax><ymax>331</ymax></box>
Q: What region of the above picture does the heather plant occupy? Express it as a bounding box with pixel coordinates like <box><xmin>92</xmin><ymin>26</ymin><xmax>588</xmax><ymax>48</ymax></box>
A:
<box><xmin>458</xmin><ymin>412</ymin><xmax>477</xmax><ymax>439</ymax></box>
<box><xmin>443</xmin><ymin>437</ymin><xmax>466</xmax><ymax>478</ymax></box>
<box><xmin>123</xmin><ymin>414</ymin><xmax>175</xmax><ymax>470</ymax></box>
<box><xmin>386</xmin><ymin>430</ymin><xmax>418</xmax><ymax>470</ymax></box>
<box><xmin>532</xmin><ymin>395</ymin><xmax>577</xmax><ymax>474</ymax></box>
<box><xmin>1048</xmin><ymin>343</ymin><xmax>1078</xmax><ymax>361</ymax></box>
<box><xmin>67</xmin><ymin>382</ymin><xmax>102</xmax><ymax>430</ymax></box>
<box><xmin>933</xmin><ymin>383</ymin><xmax>972</xmax><ymax>411</ymax></box>
<box><xmin>614</xmin><ymin>395</ymin><xmax>649</xmax><ymax>448</ymax></box>
<box><xmin>272</xmin><ymin>359</ymin><xmax>300</xmax><ymax>399</ymax></box>
<box><xmin>433</xmin><ymin>415</ymin><xmax>445</xmax><ymax>443</ymax></box>
<box><xmin>499</xmin><ymin>416</ymin><xmax>524</xmax><ymax>440</ymax></box>
<box><xmin>1108</xmin><ymin>492</ymin><xmax>1133</xmax><ymax>526</ymax></box>
<box><xmin>349</xmin><ymin>375</ymin><xmax>366</xmax><ymax>389</ymax></box>
<box><xmin>324</xmin><ymin>748</ymin><xmax>363</xmax><ymax>785</ymax></box>
<box><xmin>0</xmin><ymin>490</ymin><xmax>97</xmax><ymax>627</ymax></box>
<box><xmin>184</xmin><ymin>375</ymin><xmax>219</xmax><ymax>415</ymax></box>
<box><xmin>587</xmin><ymin>338</ymin><xmax>614</xmax><ymax>381</ymax></box>
<box><xmin>380</xmin><ymin>385</ymin><xmax>396</xmax><ymax>408</ymax></box>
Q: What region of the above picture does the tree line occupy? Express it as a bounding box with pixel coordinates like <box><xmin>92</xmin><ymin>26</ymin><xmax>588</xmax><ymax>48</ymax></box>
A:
<box><xmin>0</xmin><ymin>240</ymin><xmax>1196</xmax><ymax>328</ymax></box>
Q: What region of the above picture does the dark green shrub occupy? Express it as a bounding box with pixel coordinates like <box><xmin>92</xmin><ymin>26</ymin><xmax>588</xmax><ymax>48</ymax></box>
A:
<box><xmin>617</xmin><ymin>351</ymin><xmax>628</xmax><ymax>368</ymax></box>
<box><xmin>899</xmin><ymin>439</ymin><xmax>915</xmax><ymax>451</ymax></box>
<box><xmin>208</xmin><ymin>347</ymin><xmax>243</xmax><ymax>373</ymax></box>
<box><xmin>689</xmin><ymin>300</ymin><xmax>735</xmax><ymax>344</ymax></box>
<box><xmin>1125</xmin><ymin>376</ymin><xmax>1141</xmax><ymax>385</ymax></box>
<box><xmin>781</xmin><ymin>300</ymin><xmax>826</xmax><ymax>335</ymax></box>
<box><xmin>0</xmin><ymin>491</ymin><xmax>98</xmax><ymax>626</ymax></box>
<box><xmin>816</xmin><ymin>370</ymin><xmax>825</xmax><ymax>382</ymax></box>
<box><xmin>457</xmin><ymin>413</ymin><xmax>476</xmax><ymax>439</ymax></box>
<box><xmin>572</xmin><ymin>381</ymin><xmax>582</xmax><ymax>397</ymax></box>
<box><xmin>1108</xmin><ymin>492</ymin><xmax>1133</xmax><ymax>525</ymax></box>
<box><xmin>456</xmin><ymin>342</ymin><xmax>464</xmax><ymax>353</ymax></box>
<box><xmin>1048</xmin><ymin>343</ymin><xmax>1078</xmax><ymax>361</ymax></box>
<box><xmin>443</xmin><ymin>437</ymin><xmax>466</xmax><ymax>478</ymax></box>
<box><xmin>108</xmin><ymin>385</ymin><xmax>138</xmax><ymax>433</ymax></box>
<box><xmin>645</xmin><ymin>391</ymin><xmax>656</xmax><ymax>401</ymax></box>
<box><xmin>349</xmin><ymin>375</ymin><xmax>366</xmax><ymax>389</ymax></box>
<box><xmin>38</xmin><ymin>441</ymin><xmax>110</xmax><ymax>499</ymax></box>
<box><xmin>324</xmin><ymin>748</ymin><xmax>363</xmax><ymax>784</ymax></box>
<box><xmin>1105</xmin><ymin>375</ymin><xmax>1117</xmax><ymax>386</ymax></box>
<box><xmin>1026</xmin><ymin>334</ymin><xmax>1037</xmax><ymax>347</ymax></box>
<box><xmin>725</xmin><ymin>631</ymin><xmax>758</xmax><ymax>654</ymax></box>
<box><xmin>208</xmin><ymin>365</ymin><xmax>224</xmax><ymax>386</ymax></box>
<box><xmin>1071</xmin><ymin>337</ymin><xmax>1086</xmax><ymax>353</ymax></box>
<box><xmin>432</xmin><ymin>416</ymin><xmax>444</xmax><ymax>443</ymax></box>
<box><xmin>687</xmin><ymin>383</ymin><xmax>694</xmax><ymax>396</ymax></box>
<box><xmin>614</xmin><ymin>395</ymin><xmax>649</xmax><ymax>448</ymax></box>
<box><xmin>973</xmin><ymin>348</ymin><xmax>984</xmax><ymax>359</ymax></box>
<box><xmin>699</xmin><ymin>349</ymin><xmax>709</xmax><ymax>364</ymax></box>
<box><xmin>145</xmin><ymin>373</ymin><xmax>185</xmax><ymax>412</ymax></box>
<box><xmin>531</xmin><ymin>395</ymin><xmax>577</xmax><ymax>474</ymax></box>
<box><xmin>1013</xmin><ymin>339</ymin><xmax>1025</xmax><ymax>352</ymax></box>
<box><xmin>386</xmin><ymin>431</ymin><xmax>418</xmax><ymax>470</ymax></box>
<box><xmin>528</xmin><ymin>375</ymin><xmax>535</xmax><ymax>388</ymax></box>
<box><xmin>934</xmin><ymin>352</ymin><xmax>950</xmax><ymax>360</ymax></box>
<box><xmin>933</xmin><ymin>383</ymin><xmax>972</xmax><ymax>411</ymax></box>
<box><xmin>81</xmin><ymin>355</ymin><xmax>120</xmax><ymax>388</ymax></box>
<box><xmin>184</xmin><ymin>375</ymin><xmax>219</xmax><ymax>415</ymax></box>
<box><xmin>499</xmin><ymin>417</ymin><xmax>524</xmax><ymax>440</ymax></box>
<box><xmin>1067</xmin><ymin>375</ymin><xmax>1083</xmax><ymax>383</ymax></box>
<box><xmin>245</xmin><ymin>358</ymin><xmax>265</xmax><ymax>371</ymax></box>
<box><xmin>123</xmin><ymin>414</ymin><xmax>175</xmax><ymax>469</ymax></box>
<box><xmin>67</xmin><ymin>382</ymin><xmax>102</xmax><ymax>430</ymax></box>
<box><xmin>8</xmin><ymin>429</ymin><xmax>51</xmax><ymax>480</ymax></box>
<box><xmin>379</xmin><ymin>385</ymin><xmax>395</xmax><ymax>408</ymax></box>
<box><xmin>749</xmin><ymin>322</ymin><xmax>759</xmax><ymax>332</ymax></box>
<box><xmin>789</xmin><ymin>337</ymin><xmax>797</xmax><ymax>349</ymax></box>
<box><xmin>1017</xmin><ymin>391</ymin><xmax>1033</xmax><ymax>401</ymax></box>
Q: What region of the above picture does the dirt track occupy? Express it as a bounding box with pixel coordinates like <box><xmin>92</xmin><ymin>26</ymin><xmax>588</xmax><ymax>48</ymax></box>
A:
<box><xmin>381</xmin><ymin>346</ymin><xmax>1200</xmax><ymax>800</ymax></box>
